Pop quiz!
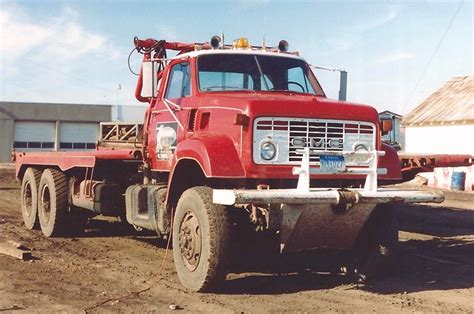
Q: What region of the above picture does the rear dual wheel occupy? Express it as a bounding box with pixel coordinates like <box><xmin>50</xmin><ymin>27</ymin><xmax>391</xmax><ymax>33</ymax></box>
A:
<box><xmin>21</xmin><ymin>168</ymin><xmax>88</xmax><ymax>237</ymax></box>
<box><xmin>37</xmin><ymin>169</ymin><xmax>69</xmax><ymax>237</ymax></box>
<box><xmin>20</xmin><ymin>168</ymin><xmax>42</xmax><ymax>229</ymax></box>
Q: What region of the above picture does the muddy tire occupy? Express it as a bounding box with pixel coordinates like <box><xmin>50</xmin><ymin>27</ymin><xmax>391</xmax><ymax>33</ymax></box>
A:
<box><xmin>20</xmin><ymin>167</ymin><xmax>42</xmax><ymax>229</ymax></box>
<box><xmin>38</xmin><ymin>169</ymin><xmax>69</xmax><ymax>237</ymax></box>
<box><xmin>172</xmin><ymin>186</ymin><xmax>231</xmax><ymax>292</ymax></box>
<box><xmin>353</xmin><ymin>204</ymin><xmax>399</xmax><ymax>281</ymax></box>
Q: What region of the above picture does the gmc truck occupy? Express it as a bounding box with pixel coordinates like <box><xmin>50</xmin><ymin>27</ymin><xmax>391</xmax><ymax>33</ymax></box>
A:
<box><xmin>14</xmin><ymin>36</ymin><xmax>443</xmax><ymax>292</ymax></box>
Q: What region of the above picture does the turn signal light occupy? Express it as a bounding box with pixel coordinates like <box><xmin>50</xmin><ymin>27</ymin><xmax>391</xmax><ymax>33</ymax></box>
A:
<box><xmin>381</xmin><ymin>119</ymin><xmax>393</xmax><ymax>135</ymax></box>
<box><xmin>234</xmin><ymin>113</ymin><xmax>250</xmax><ymax>127</ymax></box>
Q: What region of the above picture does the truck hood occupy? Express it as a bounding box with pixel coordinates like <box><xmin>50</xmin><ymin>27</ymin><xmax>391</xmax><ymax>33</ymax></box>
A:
<box><xmin>201</xmin><ymin>92</ymin><xmax>380</xmax><ymax>123</ymax></box>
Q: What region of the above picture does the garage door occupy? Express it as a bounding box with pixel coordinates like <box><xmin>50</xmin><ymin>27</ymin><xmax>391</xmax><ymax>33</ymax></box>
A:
<box><xmin>59</xmin><ymin>122</ymin><xmax>99</xmax><ymax>150</ymax></box>
<box><xmin>14</xmin><ymin>121</ymin><xmax>55</xmax><ymax>150</ymax></box>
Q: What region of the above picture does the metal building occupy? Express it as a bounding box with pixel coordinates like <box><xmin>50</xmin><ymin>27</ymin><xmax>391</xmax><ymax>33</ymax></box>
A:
<box><xmin>402</xmin><ymin>76</ymin><xmax>474</xmax><ymax>155</ymax></box>
<box><xmin>0</xmin><ymin>102</ymin><xmax>112</xmax><ymax>162</ymax></box>
<box><xmin>379</xmin><ymin>110</ymin><xmax>404</xmax><ymax>150</ymax></box>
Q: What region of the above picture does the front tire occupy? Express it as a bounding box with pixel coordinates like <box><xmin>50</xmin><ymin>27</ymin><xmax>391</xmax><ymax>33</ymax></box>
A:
<box><xmin>172</xmin><ymin>186</ymin><xmax>231</xmax><ymax>292</ymax></box>
<box><xmin>38</xmin><ymin>169</ymin><xmax>69</xmax><ymax>237</ymax></box>
<box><xmin>20</xmin><ymin>167</ymin><xmax>42</xmax><ymax>229</ymax></box>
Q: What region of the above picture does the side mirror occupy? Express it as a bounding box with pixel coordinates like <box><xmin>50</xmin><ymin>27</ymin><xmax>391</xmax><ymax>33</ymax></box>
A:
<box><xmin>141</xmin><ymin>60</ymin><xmax>158</xmax><ymax>98</ymax></box>
<box><xmin>381</xmin><ymin>119</ymin><xmax>393</xmax><ymax>135</ymax></box>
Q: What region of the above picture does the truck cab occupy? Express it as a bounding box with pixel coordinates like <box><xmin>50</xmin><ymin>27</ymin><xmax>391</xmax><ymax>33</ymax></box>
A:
<box><xmin>145</xmin><ymin>44</ymin><xmax>400</xmax><ymax>193</ymax></box>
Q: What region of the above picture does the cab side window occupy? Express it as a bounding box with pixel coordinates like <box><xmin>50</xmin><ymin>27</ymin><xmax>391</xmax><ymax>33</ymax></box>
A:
<box><xmin>165</xmin><ymin>62</ymin><xmax>191</xmax><ymax>99</ymax></box>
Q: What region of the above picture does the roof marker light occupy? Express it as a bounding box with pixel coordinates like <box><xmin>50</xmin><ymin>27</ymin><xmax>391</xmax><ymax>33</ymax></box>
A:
<box><xmin>210</xmin><ymin>36</ymin><xmax>222</xmax><ymax>49</ymax></box>
<box><xmin>234</xmin><ymin>38</ymin><xmax>250</xmax><ymax>49</ymax></box>
<box><xmin>278</xmin><ymin>40</ymin><xmax>289</xmax><ymax>52</ymax></box>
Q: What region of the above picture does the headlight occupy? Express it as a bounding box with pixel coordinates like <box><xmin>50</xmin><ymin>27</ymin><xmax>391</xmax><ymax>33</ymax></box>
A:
<box><xmin>348</xmin><ymin>142</ymin><xmax>372</xmax><ymax>164</ymax></box>
<box><xmin>260</xmin><ymin>141</ymin><xmax>277</xmax><ymax>161</ymax></box>
<box><xmin>157</xmin><ymin>126</ymin><xmax>177</xmax><ymax>148</ymax></box>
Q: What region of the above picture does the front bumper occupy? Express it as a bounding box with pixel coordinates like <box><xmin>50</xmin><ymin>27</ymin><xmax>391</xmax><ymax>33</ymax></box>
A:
<box><xmin>212</xmin><ymin>148</ymin><xmax>444</xmax><ymax>253</ymax></box>
<box><xmin>213</xmin><ymin>146</ymin><xmax>444</xmax><ymax>207</ymax></box>
<box><xmin>213</xmin><ymin>187</ymin><xmax>444</xmax><ymax>206</ymax></box>
<box><xmin>213</xmin><ymin>187</ymin><xmax>443</xmax><ymax>253</ymax></box>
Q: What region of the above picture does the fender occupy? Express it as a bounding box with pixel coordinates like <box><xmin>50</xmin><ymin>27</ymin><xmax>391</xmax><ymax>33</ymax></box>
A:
<box><xmin>379</xmin><ymin>142</ymin><xmax>402</xmax><ymax>181</ymax></box>
<box><xmin>174</xmin><ymin>135</ymin><xmax>245</xmax><ymax>178</ymax></box>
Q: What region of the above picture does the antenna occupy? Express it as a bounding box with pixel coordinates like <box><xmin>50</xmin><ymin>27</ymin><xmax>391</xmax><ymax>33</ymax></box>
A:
<box><xmin>263</xmin><ymin>0</ymin><xmax>267</xmax><ymax>38</ymax></box>
<box><xmin>262</xmin><ymin>34</ymin><xmax>266</xmax><ymax>50</ymax></box>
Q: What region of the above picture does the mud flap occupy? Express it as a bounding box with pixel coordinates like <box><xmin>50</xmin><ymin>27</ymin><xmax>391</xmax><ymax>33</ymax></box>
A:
<box><xmin>279</xmin><ymin>203</ymin><xmax>377</xmax><ymax>253</ymax></box>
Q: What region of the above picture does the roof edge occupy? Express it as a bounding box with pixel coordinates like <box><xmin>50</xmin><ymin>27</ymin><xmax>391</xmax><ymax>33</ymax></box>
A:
<box><xmin>402</xmin><ymin>119</ymin><xmax>474</xmax><ymax>127</ymax></box>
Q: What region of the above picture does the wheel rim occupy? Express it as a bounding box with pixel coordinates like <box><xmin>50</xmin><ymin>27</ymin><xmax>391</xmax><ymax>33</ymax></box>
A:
<box><xmin>41</xmin><ymin>185</ymin><xmax>51</xmax><ymax>223</ymax></box>
<box><xmin>178</xmin><ymin>211</ymin><xmax>202</xmax><ymax>271</ymax></box>
<box><xmin>23</xmin><ymin>182</ymin><xmax>33</xmax><ymax>218</ymax></box>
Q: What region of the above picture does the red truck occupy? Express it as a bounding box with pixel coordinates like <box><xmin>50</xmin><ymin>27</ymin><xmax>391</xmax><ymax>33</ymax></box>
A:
<box><xmin>14</xmin><ymin>36</ymin><xmax>443</xmax><ymax>292</ymax></box>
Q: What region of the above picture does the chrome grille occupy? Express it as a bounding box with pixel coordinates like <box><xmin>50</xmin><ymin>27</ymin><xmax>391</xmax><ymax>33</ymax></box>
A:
<box><xmin>253</xmin><ymin>117</ymin><xmax>376</xmax><ymax>165</ymax></box>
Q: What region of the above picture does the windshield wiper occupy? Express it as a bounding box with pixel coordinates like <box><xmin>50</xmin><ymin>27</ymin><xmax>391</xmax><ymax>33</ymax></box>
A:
<box><xmin>205</xmin><ymin>86</ymin><xmax>252</xmax><ymax>91</ymax></box>
<box><xmin>270</xmin><ymin>89</ymin><xmax>314</xmax><ymax>95</ymax></box>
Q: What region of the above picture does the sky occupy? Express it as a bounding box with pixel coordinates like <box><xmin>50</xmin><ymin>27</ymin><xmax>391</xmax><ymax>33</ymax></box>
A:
<box><xmin>0</xmin><ymin>0</ymin><xmax>472</xmax><ymax>117</ymax></box>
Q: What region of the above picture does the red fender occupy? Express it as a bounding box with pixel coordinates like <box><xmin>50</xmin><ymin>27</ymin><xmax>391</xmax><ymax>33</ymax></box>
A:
<box><xmin>379</xmin><ymin>142</ymin><xmax>402</xmax><ymax>180</ymax></box>
<box><xmin>174</xmin><ymin>135</ymin><xmax>245</xmax><ymax>178</ymax></box>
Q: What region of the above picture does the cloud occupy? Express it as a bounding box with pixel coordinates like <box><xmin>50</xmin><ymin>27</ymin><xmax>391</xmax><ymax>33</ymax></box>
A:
<box><xmin>356</xmin><ymin>6</ymin><xmax>399</xmax><ymax>33</ymax></box>
<box><xmin>157</xmin><ymin>26</ymin><xmax>179</xmax><ymax>42</ymax></box>
<box><xmin>0</xmin><ymin>5</ymin><xmax>115</xmax><ymax>64</ymax></box>
<box><xmin>0</xmin><ymin>4</ymin><xmax>128</xmax><ymax>105</ymax></box>
<box><xmin>0</xmin><ymin>7</ymin><xmax>53</xmax><ymax>61</ymax></box>
<box><xmin>364</xmin><ymin>80</ymin><xmax>393</xmax><ymax>87</ymax></box>
<box><xmin>374</xmin><ymin>51</ymin><xmax>416</xmax><ymax>64</ymax></box>
<box><xmin>325</xmin><ymin>38</ymin><xmax>355</xmax><ymax>53</ymax></box>
<box><xmin>317</xmin><ymin>6</ymin><xmax>399</xmax><ymax>56</ymax></box>
<box><xmin>44</xmin><ymin>21</ymin><xmax>107</xmax><ymax>60</ymax></box>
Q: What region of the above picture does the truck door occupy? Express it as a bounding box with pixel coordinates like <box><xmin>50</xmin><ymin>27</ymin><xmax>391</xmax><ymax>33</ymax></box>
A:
<box><xmin>149</xmin><ymin>61</ymin><xmax>193</xmax><ymax>171</ymax></box>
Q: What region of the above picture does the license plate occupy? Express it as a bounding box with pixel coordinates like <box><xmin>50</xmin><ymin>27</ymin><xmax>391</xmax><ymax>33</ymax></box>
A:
<box><xmin>320</xmin><ymin>155</ymin><xmax>346</xmax><ymax>172</ymax></box>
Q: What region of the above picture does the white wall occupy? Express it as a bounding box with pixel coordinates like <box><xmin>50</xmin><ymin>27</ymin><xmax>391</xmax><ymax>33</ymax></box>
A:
<box><xmin>405</xmin><ymin>124</ymin><xmax>474</xmax><ymax>155</ymax></box>
<box><xmin>14</xmin><ymin>121</ymin><xmax>55</xmax><ymax>142</ymax></box>
<box><xmin>114</xmin><ymin>104</ymin><xmax>147</xmax><ymax>122</ymax></box>
<box><xmin>14</xmin><ymin>121</ymin><xmax>56</xmax><ymax>151</ymax></box>
<box><xmin>59</xmin><ymin>122</ymin><xmax>99</xmax><ymax>142</ymax></box>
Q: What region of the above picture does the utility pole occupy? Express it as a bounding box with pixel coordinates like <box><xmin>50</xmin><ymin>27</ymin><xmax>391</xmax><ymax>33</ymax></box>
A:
<box><xmin>116</xmin><ymin>84</ymin><xmax>122</xmax><ymax>121</ymax></box>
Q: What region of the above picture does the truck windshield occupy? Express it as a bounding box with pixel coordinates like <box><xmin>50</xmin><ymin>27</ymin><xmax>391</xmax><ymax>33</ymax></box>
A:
<box><xmin>197</xmin><ymin>54</ymin><xmax>324</xmax><ymax>95</ymax></box>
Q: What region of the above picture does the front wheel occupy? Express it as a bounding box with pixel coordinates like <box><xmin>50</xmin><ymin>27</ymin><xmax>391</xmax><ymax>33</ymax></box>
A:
<box><xmin>172</xmin><ymin>186</ymin><xmax>231</xmax><ymax>292</ymax></box>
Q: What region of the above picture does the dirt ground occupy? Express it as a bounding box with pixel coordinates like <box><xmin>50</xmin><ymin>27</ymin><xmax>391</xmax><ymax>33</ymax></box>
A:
<box><xmin>1</xmin><ymin>164</ymin><xmax>473</xmax><ymax>313</ymax></box>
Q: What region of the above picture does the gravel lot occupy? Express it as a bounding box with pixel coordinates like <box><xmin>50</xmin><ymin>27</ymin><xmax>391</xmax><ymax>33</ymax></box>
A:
<box><xmin>1</xmin><ymin>164</ymin><xmax>473</xmax><ymax>313</ymax></box>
